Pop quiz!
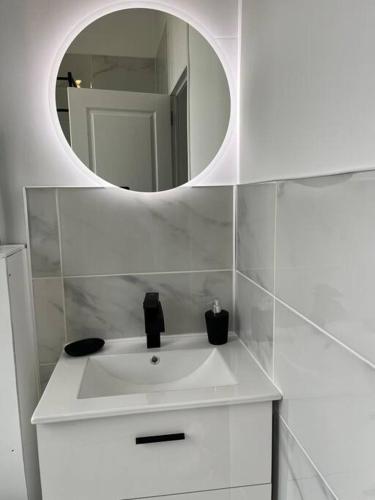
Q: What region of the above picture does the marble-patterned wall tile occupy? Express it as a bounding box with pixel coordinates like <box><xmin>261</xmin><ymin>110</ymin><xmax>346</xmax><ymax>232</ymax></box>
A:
<box><xmin>26</xmin><ymin>188</ymin><xmax>61</xmax><ymax>277</ymax></box>
<box><xmin>237</xmin><ymin>183</ymin><xmax>276</xmax><ymax>292</ymax></box>
<box><xmin>235</xmin><ymin>272</ymin><xmax>273</xmax><ymax>376</ymax></box>
<box><xmin>278</xmin><ymin>418</ymin><xmax>336</xmax><ymax>500</ymax></box>
<box><xmin>58</xmin><ymin>187</ymin><xmax>233</xmax><ymax>276</ymax></box>
<box><xmin>64</xmin><ymin>271</ymin><xmax>232</xmax><ymax>341</ymax></box>
<box><xmin>276</xmin><ymin>171</ymin><xmax>375</xmax><ymax>365</ymax></box>
<box><xmin>33</xmin><ymin>278</ymin><xmax>66</xmax><ymax>364</ymax></box>
<box><xmin>274</xmin><ymin>301</ymin><xmax>375</xmax><ymax>500</ymax></box>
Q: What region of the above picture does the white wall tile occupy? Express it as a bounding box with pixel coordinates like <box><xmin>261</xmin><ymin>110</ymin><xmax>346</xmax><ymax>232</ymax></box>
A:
<box><xmin>27</xmin><ymin>184</ymin><xmax>234</xmax><ymax>390</ymax></box>
<box><xmin>274</xmin><ymin>301</ymin><xmax>375</xmax><ymax>500</ymax></box>
<box><xmin>64</xmin><ymin>271</ymin><xmax>232</xmax><ymax>341</ymax></box>
<box><xmin>235</xmin><ymin>273</ymin><xmax>273</xmax><ymax>376</ymax></box>
<box><xmin>26</xmin><ymin>189</ymin><xmax>61</xmax><ymax>277</ymax></box>
<box><xmin>278</xmin><ymin>418</ymin><xmax>336</xmax><ymax>500</ymax></box>
<box><xmin>33</xmin><ymin>278</ymin><xmax>66</xmax><ymax>364</ymax></box>
<box><xmin>237</xmin><ymin>183</ymin><xmax>276</xmax><ymax>292</ymax></box>
<box><xmin>276</xmin><ymin>171</ymin><xmax>375</xmax><ymax>365</ymax></box>
<box><xmin>58</xmin><ymin>187</ymin><xmax>233</xmax><ymax>276</ymax></box>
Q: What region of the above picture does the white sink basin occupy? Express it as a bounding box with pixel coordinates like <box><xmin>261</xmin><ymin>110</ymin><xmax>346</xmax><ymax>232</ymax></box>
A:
<box><xmin>32</xmin><ymin>334</ymin><xmax>281</xmax><ymax>424</ymax></box>
<box><xmin>79</xmin><ymin>348</ymin><xmax>237</xmax><ymax>398</ymax></box>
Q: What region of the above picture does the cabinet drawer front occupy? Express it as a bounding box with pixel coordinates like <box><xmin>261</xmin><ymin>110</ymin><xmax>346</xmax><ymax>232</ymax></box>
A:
<box><xmin>38</xmin><ymin>403</ymin><xmax>272</xmax><ymax>500</ymax></box>
<box><xmin>150</xmin><ymin>484</ymin><xmax>271</xmax><ymax>500</ymax></box>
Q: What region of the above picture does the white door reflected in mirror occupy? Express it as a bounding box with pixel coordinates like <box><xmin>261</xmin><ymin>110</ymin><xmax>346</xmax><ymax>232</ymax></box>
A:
<box><xmin>56</xmin><ymin>9</ymin><xmax>231</xmax><ymax>192</ymax></box>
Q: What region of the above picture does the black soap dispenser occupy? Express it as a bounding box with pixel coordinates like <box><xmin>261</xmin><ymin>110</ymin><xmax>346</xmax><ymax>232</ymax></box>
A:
<box><xmin>205</xmin><ymin>299</ymin><xmax>229</xmax><ymax>345</ymax></box>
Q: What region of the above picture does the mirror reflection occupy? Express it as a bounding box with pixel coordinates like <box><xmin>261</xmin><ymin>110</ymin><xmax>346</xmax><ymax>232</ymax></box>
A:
<box><xmin>56</xmin><ymin>9</ymin><xmax>230</xmax><ymax>192</ymax></box>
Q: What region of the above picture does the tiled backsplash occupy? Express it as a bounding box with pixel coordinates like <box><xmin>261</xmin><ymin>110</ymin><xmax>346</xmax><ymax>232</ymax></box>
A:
<box><xmin>235</xmin><ymin>172</ymin><xmax>375</xmax><ymax>500</ymax></box>
<box><xmin>26</xmin><ymin>186</ymin><xmax>233</xmax><ymax>387</ymax></box>
<box><xmin>28</xmin><ymin>173</ymin><xmax>374</xmax><ymax>499</ymax></box>
<box><xmin>64</xmin><ymin>271</ymin><xmax>232</xmax><ymax>342</ymax></box>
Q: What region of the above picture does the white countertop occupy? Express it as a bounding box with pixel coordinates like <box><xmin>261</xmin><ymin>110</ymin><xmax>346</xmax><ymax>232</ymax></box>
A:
<box><xmin>32</xmin><ymin>333</ymin><xmax>281</xmax><ymax>425</ymax></box>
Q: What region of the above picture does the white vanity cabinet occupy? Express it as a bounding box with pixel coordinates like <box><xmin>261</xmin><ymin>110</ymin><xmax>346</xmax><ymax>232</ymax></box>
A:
<box><xmin>34</xmin><ymin>334</ymin><xmax>281</xmax><ymax>499</ymax></box>
<box><xmin>37</xmin><ymin>402</ymin><xmax>273</xmax><ymax>500</ymax></box>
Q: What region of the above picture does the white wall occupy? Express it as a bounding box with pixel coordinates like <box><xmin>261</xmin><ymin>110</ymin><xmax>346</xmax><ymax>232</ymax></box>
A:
<box><xmin>0</xmin><ymin>0</ymin><xmax>238</xmax><ymax>244</ymax></box>
<box><xmin>189</xmin><ymin>26</ymin><xmax>231</xmax><ymax>179</ymax></box>
<box><xmin>240</xmin><ymin>0</ymin><xmax>375</xmax><ymax>183</ymax></box>
<box><xmin>238</xmin><ymin>1</ymin><xmax>375</xmax><ymax>497</ymax></box>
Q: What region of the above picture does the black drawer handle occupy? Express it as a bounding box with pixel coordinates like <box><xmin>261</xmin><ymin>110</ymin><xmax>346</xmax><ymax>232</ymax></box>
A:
<box><xmin>135</xmin><ymin>433</ymin><xmax>185</xmax><ymax>445</ymax></box>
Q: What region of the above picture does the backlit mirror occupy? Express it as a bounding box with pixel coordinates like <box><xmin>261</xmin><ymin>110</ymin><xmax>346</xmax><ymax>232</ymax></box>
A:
<box><xmin>56</xmin><ymin>9</ymin><xmax>231</xmax><ymax>192</ymax></box>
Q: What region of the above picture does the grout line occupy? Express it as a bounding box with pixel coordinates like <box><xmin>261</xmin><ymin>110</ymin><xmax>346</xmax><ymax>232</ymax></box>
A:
<box><xmin>127</xmin><ymin>483</ymin><xmax>271</xmax><ymax>500</ymax></box>
<box><xmin>60</xmin><ymin>279</ymin><xmax>68</xmax><ymax>344</ymax></box>
<box><xmin>232</xmin><ymin>186</ymin><xmax>237</xmax><ymax>333</ymax></box>
<box><xmin>55</xmin><ymin>189</ymin><xmax>68</xmax><ymax>344</ymax></box>
<box><xmin>55</xmin><ymin>188</ymin><xmax>64</xmax><ymax>277</ymax></box>
<box><xmin>61</xmin><ymin>269</ymin><xmax>233</xmax><ymax>279</ymax></box>
<box><xmin>24</xmin><ymin>185</ymin><xmax>106</xmax><ymax>190</ymax></box>
<box><xmin>32</xmin><ymin>269</ymin><xmax>233</xmax><ymax>280</ymax></box>
<box><xmin>236</xmin><ymin>270</ymin><xmax>375</xmax><ymax>371</ymax></box>
<box><xmin>238</xmin><ymin>336</ymin><xmax>283</xmax><ymax>394</ymax></box>
<box><xmin>226</xmin><ymin>163</ymin><xmax>375</xmax><ymax>185</ymax></box>
<box><xmin>32</xmin><ymin>276</ymin><xmax>65</xmax><ymax>280</ymax></box>
<box><xmin>22</xmin><ymin>162</ymin><xmax>375</xmax><ymax>192</ymax></box>
<box><xmin>278</xmin><ymin>416</ymin><xmax>339</xmax><ymax>500</ymax></box>
<box><xmin>22</xmin><ymin>187</ymin><xmax>42</xmax><ymax>397</ymax></box>
<box><xmin>272</xmin><ymin>183</ymin><xmax>278</xmax><ymax>380</ymax></box>
<box><xmin>275</xmin><ymin>296</ymin><xmax>375</xmax><ymax>371</ymax></box>
<box><xmin>236</xmin><ymin>270</ymin><xmax>275</xmax><ymax>298</ymax></box>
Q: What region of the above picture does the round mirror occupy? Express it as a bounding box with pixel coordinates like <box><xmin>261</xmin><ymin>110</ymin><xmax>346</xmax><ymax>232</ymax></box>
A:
<box><xmin>56</xmin><ymin>8</ymin><xmax>231</xmax><ymax>192</ymax></box>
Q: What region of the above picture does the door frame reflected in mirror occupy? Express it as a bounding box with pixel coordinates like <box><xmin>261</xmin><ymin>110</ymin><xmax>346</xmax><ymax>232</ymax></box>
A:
<box><xmin>171</xmin><ymin>68</ymin><xmax>189</xmax><ymax>188</ymax></box>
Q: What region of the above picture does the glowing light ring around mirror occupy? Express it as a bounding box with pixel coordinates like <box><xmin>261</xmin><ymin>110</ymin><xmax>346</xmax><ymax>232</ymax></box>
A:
<box><xmin>49</xmin><ymin>1</ymin><xmax>235</xmax><ymax>192</ymax></box>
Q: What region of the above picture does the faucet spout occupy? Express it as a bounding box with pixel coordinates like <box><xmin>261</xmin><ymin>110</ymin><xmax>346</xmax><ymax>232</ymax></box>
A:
<box><xmin>143</xmin><ymin>292</ymin><xmax>165</xmax><ymax>348</ymax></box>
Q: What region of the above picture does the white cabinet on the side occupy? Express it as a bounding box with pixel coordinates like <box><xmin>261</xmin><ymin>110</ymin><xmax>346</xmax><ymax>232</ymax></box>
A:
<box><xmin>0</xmin><ymin>246</ymin><xmax>40</xmax><ymax>500</ymax></box>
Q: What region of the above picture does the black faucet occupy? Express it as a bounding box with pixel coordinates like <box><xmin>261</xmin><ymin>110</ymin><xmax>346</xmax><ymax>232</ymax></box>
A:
<box><xmin>143</xmin><ymin>292</ymin><xmax>165</xmax><ymax>348</ymax></box>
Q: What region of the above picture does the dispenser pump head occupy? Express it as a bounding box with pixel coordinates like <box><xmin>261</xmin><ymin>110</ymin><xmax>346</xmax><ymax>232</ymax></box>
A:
<box><xmin>212</xmin><ymin>299</ymin><xmax>222</xmax><ymax>314</ymax></box>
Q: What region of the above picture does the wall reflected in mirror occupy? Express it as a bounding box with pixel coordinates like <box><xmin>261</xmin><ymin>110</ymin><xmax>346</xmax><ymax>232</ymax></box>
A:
<box><xmin>56</xmin><ymin>9</ymin><xmax>230</xmax><ymax>192</ymax></box>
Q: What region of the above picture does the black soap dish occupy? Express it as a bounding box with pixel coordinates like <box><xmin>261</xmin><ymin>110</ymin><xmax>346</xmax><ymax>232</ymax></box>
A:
<box><xmin>64</xmin><ymin>338</ymin><xmax>105</xmax><ymax>357</ymax></box>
